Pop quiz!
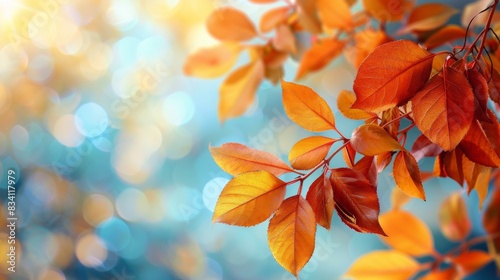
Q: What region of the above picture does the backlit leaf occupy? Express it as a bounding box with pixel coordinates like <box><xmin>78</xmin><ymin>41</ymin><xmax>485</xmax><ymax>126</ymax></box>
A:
<box><xmin>412</xmin><ymin>66</ymin><xmax>474</xmax><ymax>151</ymax></box>
<box><xmin>259</xmin><ymin>6</ymin><xmax>290</xmax><ymax>33</ymax></box>
<box><xmin>344</xmin><ymin>250</ymin><xmax>419</xmax><ymax>280</ymax></box>
<box><xmin>399</xmin><ymin>3</ymin><xmax>458</xmax><ymax>34</ymax></box>
<box><xmin>452</xmin><ymin>250</ymin><xmax>493</xmax><ymax>277</ymax></box>
<box><xmin>342</xmin><ymin>142</ymin><xmax>356</xmax><ymax>168</ymax></box>
<box><xmin>362</xmin><ymin>0</ymin><xmax>414</xmax><ymax>22</ymax></box>
<box><xmin>337</xmin><ymin>90</ymin><xmax>374</xmax><ymax>120</ymax></box>
<box><xmin>281</xmin><ymin>80</ymin><xmax>336</xmax><ymax>131</ymax></box>
<box><xmin>352</xmin><ymin>40</ymin><xmax>433</xmax><ymax>113</ymax></box>
<box><xmin>268</xmin><ymin>195</ymin><xmax>316</xmax><ymax>276</ymax></box>
<box><xmin>393</xmin><ymin>151</ymin><xmax>425</xmax><ymax>200</ymax></box>
<box><xmin>317</xmin><ymin>0</ymin><xmax>353</xmax><ymax>31</ymax></box>
<box><xmin>209</xmin><ymin>143</ymin><xmax>293</xmax><ymax>176</ymax></box>
<box><xmin>213</xmin><ymin>171</ymin><xmax>286</xmax><ymax>226</ymax></box>
<box><xmin>331</xmin><ymin>168</ymin><xmax>385</xmax><ymax>235</ymax></box>
<box><xmin>306</xmin><ymin>174</ymin><xmax>334</xmax><ymax>229</ymax></box>
<box><xmin>434</xmin><ymin>149</ymin><xmax>464</xmax><ymax>186</ymax></box>
<box><xmin>438</xmin><ymin>192</ymin><xmax>471</xmax><ymax>241</ymax></box>
<box><xmin>376</xmin><ymin>151</ymin><xmax>393</xmax><ymax>173</ymax></box>
<box><xmin>289</xmin><ymin>136</ymin><xmax>337</xmax><ymax>170</ymax></box>
<box><xmin>183</xmin><ymin>43</ymin><xmax>242</xmax><ymax>78</ymax></box>
<box><xmin>219</xmin><ymin>60</ymin><xmax>264</xmax><ymax>121</ymax></box>
<box><xmin>295</xmin><ymin>38</ymin><xmax>345</xmax><ymax>80</ymax></box>
<box><xmin>206</xmin><ymin>8</ymin><xmax>258</xmax><ymax>41</ymax></box>
<box><xmin>425</xmin><ymin>25</ymin><xmax>467</xmax><ymax>50</ymax></box>
<box><xmin>420</xmin><ymin>268</ymin><xmax>457</xmax><ymax>280</ymax></box>
<box><xmin>411</xmin><ymin>134</ymin><xmax>442</xmax><ymax>162</ymax></box>
<box><xmin>351</xmin><ymin>124</ymin><xmax>402</xmax><ymax>156</ymax></box>
<box><xmin>379</xmin><ymin>210</ymin><xmax>434</xmax><ymax>256</ymax></box>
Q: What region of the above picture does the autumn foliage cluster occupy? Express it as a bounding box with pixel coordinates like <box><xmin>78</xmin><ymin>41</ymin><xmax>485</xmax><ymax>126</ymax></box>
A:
<box><xmin>184</xmin><ymin>0</ymin><xmax>500</xmax><ymax>278</ymax></box>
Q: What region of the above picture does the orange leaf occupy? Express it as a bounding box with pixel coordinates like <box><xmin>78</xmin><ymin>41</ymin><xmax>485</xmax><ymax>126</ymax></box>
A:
<box><xmin>351</xmin><ymin>124</ymin><xmax>402</xmax><ymax>156</ymax></box>
<box><xmin>391</xmin><ymin>187</ymin><xmax>411</xmax><ymax>211</ymax></box>
<box><xmin>268</xmin><ymin>195</ymin><xmax>316</xmax><ymax>276</ymax></box>
<box><xmin>411</xmin><ymin>134</ymin><xmax>442</xmax><ymax>162</ymax></box>
<box><xmin>466</xmin><ymin>68</ymin><xmax>493</xmax><ymax>122</ymax></box>
<box><xmin>420</xmin><ymin>268</ymin><xmax>457</xmax><ymax>280</ymax></box>
<box><xmin>219</xmin><ymin>60</ymin><xmax>264</xmax><ymax>121</ymax></box>
<box><xmin>483</xmin><ymin>186</ymin><xmax>500</xmax><ymax>238</ymax></box>
<box><xmin>380</xmin><ymin>108</ymin><xmax>401</xmax><ymax>139</ymax></box>
<box><xmin>296</xmin><ymin>0</ymin><xmax>322</xmax><ymax>33</ymax></box>
<box><xmin>376</xmin><ymin>151</ymin><xmax>394</xmax><ymax>173</ymax></box>
<box><xmin>295</xmin><ymin>38</ymin><xmax>345</xmax><ymax>80</ymax></box>
<box><xmin>206</xmin><ymin>8</ymin><xmax>258</xmax><ymax>41</ymax></box>
<box><xmin>362</xmin><ymin>0</ymin><xmax>414</xmax><ymax>22</ymax></box>
<box><xmin>209</xmin><ymin>143</ymin><xmax>293</xmax><ymax>176</ymax></box>
<box><xmin>259</xmin><ymin>6</ymin><xmax>290</xmax><ymax>33</ymax></box>
<box><xmin>434</xmin><ymin>149</ymin><xmax>464</xmax><ymax>186</ymax></box>
<box><xmin>342</xmin><ymin>141</ymin><xmax>356</xmax><ymax>168</ymax></box>
<box><xmin>272</xmin><ymin>24</ymin><xmax>297</xmax><ymax>54</ymax></box>
<box><xmin>412</xmin><ymin>66</ymin><xmax>475</xmax><ymax>151</ymax></box>
<box><xmin>452</xmin><ymin>250</ymin><xmax>493</xmax><ymax>277</ymax></box>
<box><xmin>306</xmin><ymin>174</ymin><xmax>334</xmax><ymax>229</ymax></box>
<box><xmin>379</xmin><ymin>210</ymin><xmax>434</xmax><ymax>256</ymax></box>
<box><xmin>213</xmin><ymin>171</ymin><xmax>286</xmax><ymax>226</ymax></box>
<box><xmin>393</xmin><ymin>150</ymin><xmax>426</xmax><ymax>200</ymax></box>
<box><xmin>183</xmin><ymin>43</ymin><xmax>242</xmax><ymax>78</ymax></box>
<box><xmin>399</xmin><ymin>3</ymin><xmax>458</xmax><ymax>34</ymax></box>
<box><xmin>317</xmin><ymin>0</ymin><xmax>353</xmax><ymax>31</ymax></box>
<box><xmin>281</xmin><ymin>80</ymin><xmax>336</xmax><ymax>131</ymax></box>
<box><xmin>331</xmin><ymin>168</ymin><xmax>385</xmax><ymax>235</ymax></box>
<box><xmin>337</xmin><ymin>90</ymin><xmax>374</xmax><ymax>120</ymax></box>
<box><xmin>344</xmin><ymin>29</ymin><xmax>391</xmax><ymax>69</ymax></box>
<box><xmin>289</xmin><ymin>136</ymin><xmax>337</xmax><ymax>170</ymax></box>
<box><xmin>425</xmin><ymin>25</ymin><xmax>467</xmax><ymax>50</ymax></box>
<box><xmin>438</xmin><ymin>192</ymin><xmax>471</xmax><ymax>242</ymax></box>
<box><xmin>344</xmin><ymin>250</ymin><xmax>420</xmax><ymax>280</ymax></box>
<box><xmin>250</xmin><ymin>0</ymin><xmax>278</xmax><ymax>3</ymax></box>
<box><xmin>462</xmin><ymin>155</ymin><xmax>491</xmax><ymax>208</ymax></box>
<box><xmin>352</xmin><ymin>40</ymin><xmax>433</xmax><ymax>113</ymax></box>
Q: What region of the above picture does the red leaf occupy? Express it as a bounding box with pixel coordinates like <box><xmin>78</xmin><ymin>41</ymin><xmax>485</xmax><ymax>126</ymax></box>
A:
<box><xmin>354</xmin><ymin>156</ymin><xmax>378</xmax><ymax>187</ymax></box>
<box><xmin>412</xmin><ymin>66</ymin><xmax>475</xmax><ymax>151</ymax></box>
<box><xmin>411</xmin><ymin>134</ymin><xmax>442</xmax><ymax>162</ymax></box>
<box><xmin>306</xmin><ymin>174</ymin><xmax>335</xmax><ymax>229</ymax></box>
<box><xmin>331</xmin><ymin>168</ymin><xmax>385</xmax><ymax>235</ymax></box>
<box><xmin>352</xmin><ymin>40</ymin><xmax>433</xmax><ymax>113</ymax></box>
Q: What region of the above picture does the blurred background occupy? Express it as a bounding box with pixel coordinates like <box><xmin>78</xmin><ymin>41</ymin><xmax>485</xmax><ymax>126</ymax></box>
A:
<box><xmin>0</xmin><ymin>0</ymin><xmax>495</xmax><ymax>279</ymax></box>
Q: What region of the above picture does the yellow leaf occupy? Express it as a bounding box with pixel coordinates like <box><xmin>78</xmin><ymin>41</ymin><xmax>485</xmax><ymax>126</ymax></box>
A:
<box><xmin>183</xmin><ymin>43</ymin><xmax>242</xmax><ymax>78</ymax></box>
<box><xmin>209</xmin><ymin>143</ymin><xmax>293</xmax><ymax>176</ymax></box>
<box><xmin>213</xmin><ymin>171</ymin><xmax>286</xmax><ymax>226</ymax></box>
<box><xmin>289</xmin><ymin>136</ymin><xmax>337</xmax><ymax>170</ymax></box>
<box><xmin>393</xmin><ymin>150</ymin><xmax>426</xmax><ymax>200</ymax></box>
<box><xmin>317</xmin><ymin>0</ymin><xmax>353</xmax><ymax>31</ymax></box>
<box><xmin>219</xmin><ymin>60</ymin><xmax>264</xmax><ymax>122</ymax></box>
<box><xmin>268</xmin><ymin>195</ymin><xmax>316</xmax><ymax>276</ymax></box>
<box><xmin>281</xmin><ymin>80</ymin><xmax>336</xmax><ymax>132</ymax></box>
<box><xmin>379</xmin><ymin>211</ymin><xmax>434</xmax><ymax>256</ymax></box>
<box><xmin>337</xmin><ymin>90</ymin><xmax>374</xmax><ymax>120</ymax></box>
<box><xmin>344</xmin><ymin>250</ymin><xmax>420</xmax><ymax>280</ymax></box>
<box><xmin>295</xmin><ymin>38</ymin><xmax>345</xmax><ymax>80</ymax></box>
<box><xmin>438</xmin><ymin>192</ymin><xmax>471</xmax><ymax>242</ymax></box>
<box><xmin>350</xmin><ymin>124</ymin><xmax>402</xmax><ymax>156</ymax></box>
<box><xmin>206</xmin><ymin>7</ymin><xmax>258</xmax><ymax>41</ymax></box>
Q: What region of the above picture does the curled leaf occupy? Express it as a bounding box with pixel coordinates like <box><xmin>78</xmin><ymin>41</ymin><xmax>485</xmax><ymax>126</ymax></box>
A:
<box><xmin>393</xmin><ymin>151</ymin><xmax>426</xmax><ymax>200</ymax></box>
<box><xmin>306</xmin><ymin>174</ymin><xmax>334</xmax><ymax>229</ymax></box>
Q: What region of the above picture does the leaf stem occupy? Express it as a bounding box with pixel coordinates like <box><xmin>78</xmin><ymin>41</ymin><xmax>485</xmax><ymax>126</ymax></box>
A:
<box><xmin>476</xmin><ymin>0</ymin><xmax>499</xmax><ymax>60</ymax></box>
<box><xmin>381</xmin><ymin>111</ymin><xmax>412</xmax><ymax>129</ymax></box>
